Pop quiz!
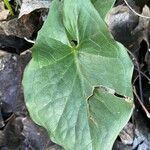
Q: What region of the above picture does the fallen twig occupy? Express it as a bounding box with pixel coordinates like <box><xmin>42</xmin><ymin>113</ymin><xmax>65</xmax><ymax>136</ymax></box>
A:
<box><xmin>133</xmin><ymin>69</ymin><xmax>150</xmax><ymax>84</ymax></box>
<box><xmin>124</xmin><ymin>0</ymin><xmax>150</xmax><ymax>19</ymax></box>
<box><xmin>133</xmin><ymin>86</ymin><xmax>150</xmax><ymax>118</ymax></box>
<box><xmin>127</xmin><ymin>49</ymin><xmax>144</xmax><ymax>103</ymax></box>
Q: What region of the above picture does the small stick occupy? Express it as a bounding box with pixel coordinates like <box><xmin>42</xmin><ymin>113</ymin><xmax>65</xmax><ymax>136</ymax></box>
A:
<box><xmin>4</xmin><ymin>113</ymin><xmax>15</xmax><ymax>123</ymax></box>
<box><xmin>124</xmin><ymin>0</ymin><xmax>150</xmax><ymax>19</ymax></box>
<box><xmin>133</xmin><ymin>69</ymin><xmax>150</xmax><ymax>84</ymax></box>
<box><xmin>133</xmin><ymin>86</ymin><xmax>150</xmax><ymax>118</ymax></box>
<box><xmin>127</xmin><ymin>49</ymin><xmax>144</xmax><ymax>103</ymax></box>
<box><xmin>24</xmin><ymin>37</ymin><xmax>35</xmax><ymax>44</ymax></box>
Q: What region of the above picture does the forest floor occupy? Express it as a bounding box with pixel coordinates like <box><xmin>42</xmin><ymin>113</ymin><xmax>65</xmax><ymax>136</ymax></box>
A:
<box><xmin>0</xmin><ymin>0</ymin><xmax>150</xmax><ymax>150</ymax></box>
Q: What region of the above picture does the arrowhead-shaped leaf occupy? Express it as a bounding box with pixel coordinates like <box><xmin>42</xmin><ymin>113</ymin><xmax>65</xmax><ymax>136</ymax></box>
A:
<box><xmin>23</xmin><ymin>0</ymin><xmax>134</xmax><ymax>149</ymax></box>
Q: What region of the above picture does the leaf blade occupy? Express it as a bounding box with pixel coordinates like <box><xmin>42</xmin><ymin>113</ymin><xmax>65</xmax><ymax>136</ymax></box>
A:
<box><xmin>23</xmin><ymin>0</ymin><xmax>134</xmax><ymax>149</ymax></box>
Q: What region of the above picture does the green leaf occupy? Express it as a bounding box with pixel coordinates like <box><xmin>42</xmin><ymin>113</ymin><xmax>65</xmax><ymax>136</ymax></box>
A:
<box><xmin>23</xmin><ymin>0</ymin><xmax>134</xmax><ymax>150</ymax></box>
<box><xmin>92</xmin><ymin>0</ymin><xmax>116</xmax><ymax>19</ymax></box>
<box><xmin>3</xmin><ymin>0</ymin><xmax>14</xmax><ymax>16</ymax></box>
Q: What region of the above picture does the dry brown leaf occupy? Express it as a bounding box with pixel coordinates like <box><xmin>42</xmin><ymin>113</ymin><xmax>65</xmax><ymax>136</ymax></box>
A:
<box><xmin>19</xmin><ymin>0</ymin><xmax>50</xmax><ymax>18</ymax></box>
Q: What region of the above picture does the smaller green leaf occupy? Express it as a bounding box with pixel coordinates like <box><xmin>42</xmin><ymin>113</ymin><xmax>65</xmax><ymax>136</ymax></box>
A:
<box><xmin>3</xmin><ymin>0</ymin><xmax>14</xmax><ymax>16</ymax></box>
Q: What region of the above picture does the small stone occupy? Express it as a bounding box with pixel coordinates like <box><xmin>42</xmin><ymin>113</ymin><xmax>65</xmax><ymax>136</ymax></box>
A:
<box><xmin>119</xmin><ymin>123</ymin><xmax>134</xmax><ymax>145</ymax></box>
